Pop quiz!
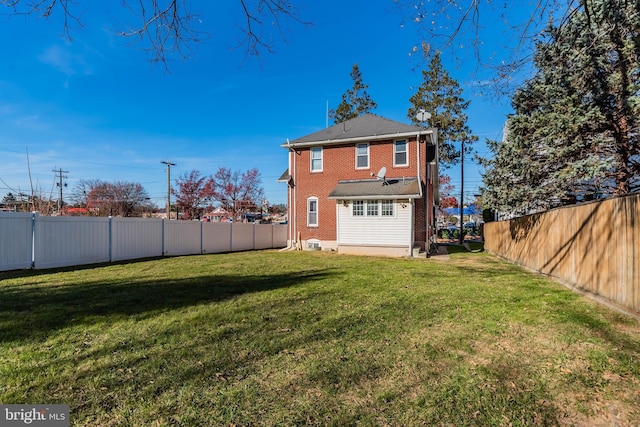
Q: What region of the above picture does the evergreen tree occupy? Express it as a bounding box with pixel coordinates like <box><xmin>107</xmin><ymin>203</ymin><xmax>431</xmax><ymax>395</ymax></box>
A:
<box><xmin>408</xmin><ymin>52</ymin><xmax>478</xmax><ymax>167</ymax></box>
<box><xmin>1</xmin><ymin>193</ymin><xmax>17</xmax><ymax>211</ymax></box>
<box><xmin>329</xmin><ymin>64</ymin><xmax>378</xmax><ymax>124</ymax></box>
<box><xmin>483</xmin><ymin>0</ymin><xmax>640</xmax><ymax>215</ymax></box>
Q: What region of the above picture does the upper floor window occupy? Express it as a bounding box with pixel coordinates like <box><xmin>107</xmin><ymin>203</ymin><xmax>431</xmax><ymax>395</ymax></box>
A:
<box><xmin>394</xmin><ymin>140</ymin><xmax>408</xmax><ymax>166</ymax></box>
<box><xmin>307</xmin><ymin>197</ymin><xmax>318</xmax><ymax>226</ymax></box>
<box><xmin>311</xmin><ymin>147</ymin><xmax>323</xmax><ymax>172</ymax></box>
<box><xmin>356</xmin><ymin>143</ymin><xmax>369</xmax><ymax>169</ymax></box>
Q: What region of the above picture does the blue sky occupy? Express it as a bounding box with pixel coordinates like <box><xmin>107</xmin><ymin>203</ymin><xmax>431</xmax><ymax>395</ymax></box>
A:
<box><xmin>0</xmin><ymin>1</ymin><xmax>515</xmax><ymax>207</ymax></box>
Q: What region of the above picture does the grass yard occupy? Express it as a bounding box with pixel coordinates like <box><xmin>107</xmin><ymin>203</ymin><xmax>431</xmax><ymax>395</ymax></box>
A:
<box><xmin>1</xmin><ymin>249</ymin><xmax>639</xmax><ymax>426</ymax></box>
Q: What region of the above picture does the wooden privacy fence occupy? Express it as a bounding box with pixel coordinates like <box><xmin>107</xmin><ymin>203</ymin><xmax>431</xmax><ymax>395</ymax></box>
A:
<box><xmin>484</xmin><ymin>193</ymin><xmax>639</xmax><ymax>315</ymax></box>
<box><xmin>0</xmin><ymin>213</ymin><xmax>288</xmax><ymax>271</ymax></box>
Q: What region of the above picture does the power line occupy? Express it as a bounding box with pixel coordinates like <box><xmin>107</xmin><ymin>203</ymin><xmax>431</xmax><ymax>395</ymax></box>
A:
<box><xmin>52</xmin><ymin>168</ymin><xmax>69</xmax><ymax>212</ymax></box>
<box><xmin>0</xmin><ymin>148</ymin><xmax>161</xmax><ymax>172</ymax></box>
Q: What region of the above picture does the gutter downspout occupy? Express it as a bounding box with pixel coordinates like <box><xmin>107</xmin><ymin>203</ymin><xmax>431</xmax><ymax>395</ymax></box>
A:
<box><xmin>280</xmin><ymin>140</ymin><xmax>296</xmax><ymax>251</ymax></box>
<box><xmin>290</xmin><ymin>140</ymin><xmax>297</xmax><ymax>250</ymax></box>
<box><xmin>410</xmin><ymin>199</ymin><xmax>415</xmax><ymax>257</ymax></box>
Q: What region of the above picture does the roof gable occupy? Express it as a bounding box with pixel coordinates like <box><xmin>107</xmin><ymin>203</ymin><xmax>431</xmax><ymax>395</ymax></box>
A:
<box><xmin>287</xmin><ymin>114</ymin><xmax>424</xmax><ymax>146</ymax></box>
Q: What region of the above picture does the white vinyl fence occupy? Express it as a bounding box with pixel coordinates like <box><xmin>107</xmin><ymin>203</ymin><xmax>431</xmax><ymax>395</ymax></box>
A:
<box><xmin>0</xmin><ymin>213</ymin><xmax>288</xmax><ymax>271</ymax></box>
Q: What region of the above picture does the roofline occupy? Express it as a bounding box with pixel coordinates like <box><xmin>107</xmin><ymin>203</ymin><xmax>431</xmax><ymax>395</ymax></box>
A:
<box><xmin>328</xmin><ymin>194</ymin><xmax>421</xmax><ymax>200</ymax></box>
<box><xmin>281</xmin><ymin>129</ymin><xmax>436</xmax><ymax>148</ymax></box>
<box><xmin>327</xmin><ymin>177</ymin><xmax>421</xmax><ymax>200</ymax></box>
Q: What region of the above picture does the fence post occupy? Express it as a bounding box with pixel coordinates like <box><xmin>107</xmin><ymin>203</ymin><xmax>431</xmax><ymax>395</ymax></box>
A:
<box><xmin>31</xmin><ymin>212</ymin><xmax>37</xmax><ymax>269</ymax></box>
<box><xmin>162</xmin><ymin>218</ymin><xmax>166</xmax><ymax>256</ymax></box>
<box><xmin>200</xmin><ymin>221</ymin><xmax>204</xmax><ymax>254</ymax></box>
<box><xmin>108</xmin><ymin>216</ymin><xmax>113</xmax><ymax>262</ymax></box>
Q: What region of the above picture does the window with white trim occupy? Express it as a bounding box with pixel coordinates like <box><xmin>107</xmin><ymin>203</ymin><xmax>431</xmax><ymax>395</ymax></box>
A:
<box><xmin>367</xmin><ymin>200</ymin><xmax>379</xmax><ymax>216</ymax></box>
<box><xmin>394</xmin><ymin>140</ymin><xmax>408</xmax><ymax>166</ymax></box>
<box><xmin>350</xmin><ymin>200</ymin><xmax>395</xmax><ymax>217</ymax></box>
<box><xmin>381</xmin><ymin>200</ymin><xmax>394</xmax><ymax>216</ymax></box>
<box><xmin>310</xmin><ymin>147</ymin><xmax>323</xmax><ymax>172</ymax></box>
<box><xmin>307</xmin><ymin>197</ymin><xmax>318</xmax><ymax>226</ymax></box>
<box><xmin>352</xmin><ymin>200</ymin><xmax>364</xmax><ymax>216</ymax></box>
<box><xmin>356</xmin><ymin>143</ymin><xmax>369</xmax><ymax>169</ymax></box>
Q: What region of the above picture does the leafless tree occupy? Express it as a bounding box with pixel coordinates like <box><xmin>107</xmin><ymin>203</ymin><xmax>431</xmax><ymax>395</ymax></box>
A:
<box><xmin>0</xmin><ymin>0</ymin><xmax>309</xmax><ymax>65</ymax></box>
<box><xmin>396</xmin><ymin>0</ymin><xmax>587</xmax><ymax>94</ymax></box>
<box><xmin>77</xmin><ymin>179</ymin><xmax>152</xmax><ymax>217</ymax></box>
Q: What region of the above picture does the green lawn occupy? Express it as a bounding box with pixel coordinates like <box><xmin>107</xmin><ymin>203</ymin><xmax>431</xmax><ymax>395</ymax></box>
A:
<box><xmin>1</xmin><ymin>250</ymin><xmax>639</xmax><ymax>426</ymax></box>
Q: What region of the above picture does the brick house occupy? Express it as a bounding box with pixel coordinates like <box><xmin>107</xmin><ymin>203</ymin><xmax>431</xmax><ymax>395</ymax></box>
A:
<box><xmin>279</xmin><ymin>114</ymin><xmax>439</xmax><ymax>257</ymax></box>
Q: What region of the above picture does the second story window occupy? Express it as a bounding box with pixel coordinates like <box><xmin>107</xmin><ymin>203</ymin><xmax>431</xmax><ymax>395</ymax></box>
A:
<box><xmin>311</xmin><ymin>147</ymin><xmax>323</xmax><ymax>172</ymax></box>
<box><xmin>356</xmin><ymin>143</ymin><xmax>369</xmax><ymax>169</ymax></box>
<box><xmin>394</xmin><ymin>140</ymin><xmax>408</xmax><ymax>166</ymax></box>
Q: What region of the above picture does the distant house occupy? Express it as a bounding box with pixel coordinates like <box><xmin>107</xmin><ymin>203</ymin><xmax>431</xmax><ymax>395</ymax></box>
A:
<box><xmin>62</xmin><ymin>207</ymin><xmax>90</xmax><ymax>216</ymax></box>
<box><xmin>205</xmin><ymin>206</ymin><xmax>231</xmax><ymax>222</ymax></box>
<box><xmin>280</xmin><ymin>114</ymin><xmax>439</xmax><ymax>257</ymax></box>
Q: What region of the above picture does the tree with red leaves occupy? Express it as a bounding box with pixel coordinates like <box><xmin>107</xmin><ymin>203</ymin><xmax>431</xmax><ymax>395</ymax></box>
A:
<box><xmin>439</xmin><ymin>175</ymin><xmax>458</xmax><ymax>208</ymax></box>
<box><xmin>172</xmin><ymin>170</ymin><xmax>215</xmax><ymax>220</ymax></box>
<box><xmin>212</xmin><ymin>167</ymin><xmax>265</xmax><ymax>221</ymax></box>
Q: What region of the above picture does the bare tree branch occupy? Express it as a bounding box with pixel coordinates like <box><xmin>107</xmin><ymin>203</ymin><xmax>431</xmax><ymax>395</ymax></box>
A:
<box><xmin>398</xmin><ymin>0</ymin><xmax>591</xmax><ymax>94</ymax></box>
<box><xmin>237</xmin><ymin>0</ymin><xmax>311</xmax><ymax>57</ymax></box>
<box><xmin>1</xmin><ymin>0</ymin><xmax>82</xmax><ymax>40</ymax></box>
<box><xmin>116</xmin><ymin>0</ymin><xmax>205</xmax><ymax>66</ymax></box>
<box><xmin>0</xmin><ymin>0</ymin><xmax>310</xmax><ymax>66</ymax></box>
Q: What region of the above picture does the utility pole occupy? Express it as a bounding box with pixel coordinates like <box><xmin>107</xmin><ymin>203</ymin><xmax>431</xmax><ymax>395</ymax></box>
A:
<box><xmin>53</xmin><ymin>168</ymin><xmax>69</xmax><ymax>214</ymax></box>
<box><xmin>161</xmin><ymin>160</ymin><xmax>176</xmax><ymax>220</ymax></box>
<box><xmin>459</xmin><ymin>141</ymin><xmax>465</xmax><ymax>245</ymax></box>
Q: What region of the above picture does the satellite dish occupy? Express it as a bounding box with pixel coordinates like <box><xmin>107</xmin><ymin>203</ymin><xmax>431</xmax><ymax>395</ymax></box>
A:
<box><xmin>415</xmin><ymin>109</ymin><xmax>431</xmax><ymax>123</ymax></box>
<box><xmin>376</xmin><ymin>167</ymin><xmax>388</xmax><ymax>185</ymax></box>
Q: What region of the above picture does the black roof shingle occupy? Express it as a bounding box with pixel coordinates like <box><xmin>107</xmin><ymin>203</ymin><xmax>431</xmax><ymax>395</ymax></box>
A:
<box><xmin>286</xmin><ymin>114</ymin><xmax>424</xmax><ymax>146</ymax></box>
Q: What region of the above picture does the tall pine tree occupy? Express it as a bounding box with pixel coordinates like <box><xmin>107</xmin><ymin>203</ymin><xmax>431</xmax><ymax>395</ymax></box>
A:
<box><xmin>408</xmin><ymin>52</ymin><xmax>478</xmax><ymax>167</ymax></box>
<box><xmin>329</xmin><ymin>63</ymin><xmax>378</xmax><ymax>124</ymax></box>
